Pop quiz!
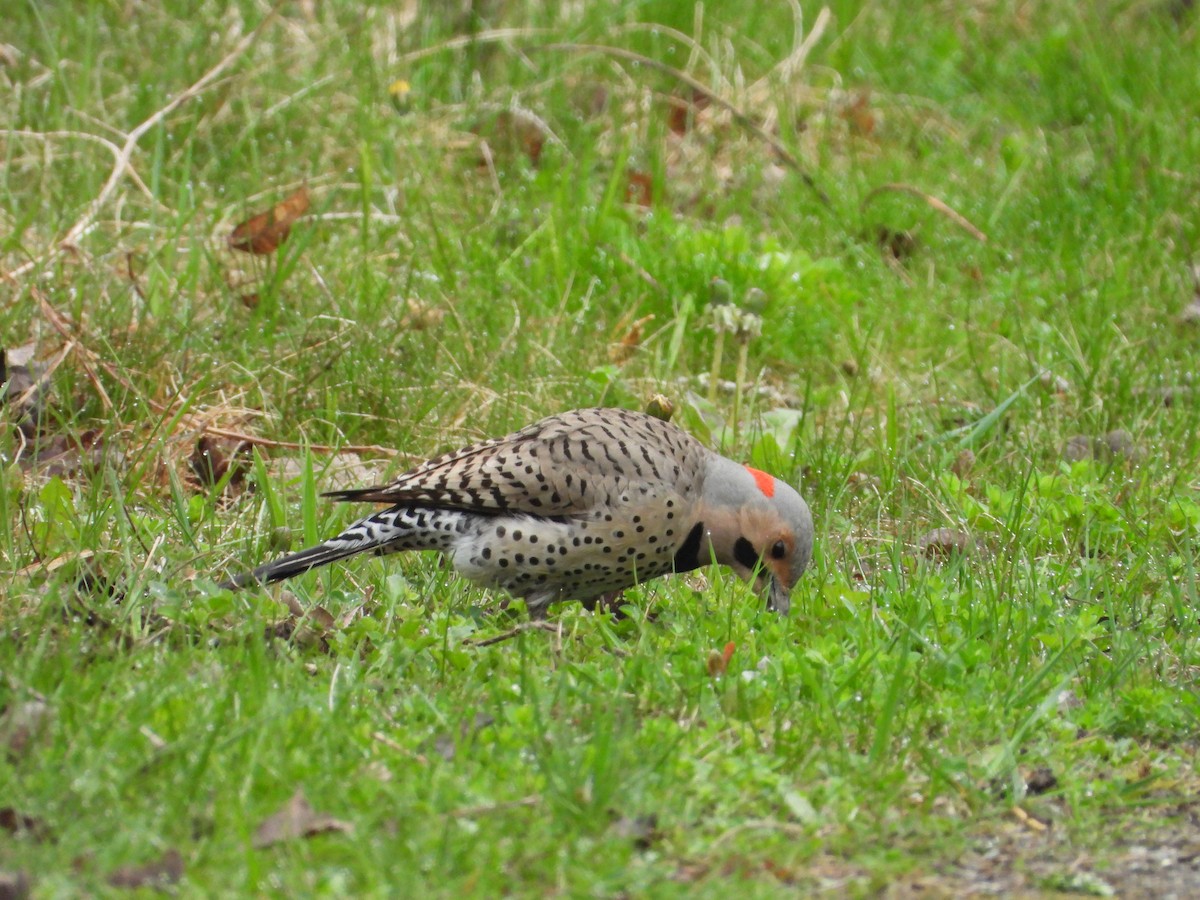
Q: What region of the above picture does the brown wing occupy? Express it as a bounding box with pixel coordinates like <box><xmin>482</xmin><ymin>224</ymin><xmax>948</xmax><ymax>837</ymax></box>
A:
<box><xmin>323</xmin><ymin>408</ymin><xmax>706</xmax><ymax>517</ymax></box>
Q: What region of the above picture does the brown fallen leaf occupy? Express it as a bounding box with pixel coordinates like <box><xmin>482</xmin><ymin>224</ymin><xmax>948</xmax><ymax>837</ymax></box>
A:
<box><xmin>23</xmin><ymin>428</ymin><xmax>113</xmax><ymax>478</ymax></box>
<box><xmin>625</xmin><ymin>171</ymin><xmax>653</xmax><ymax>207</ymax></box>
<box><xmin>229</xmin><ymin>186</ymin><xmax>310</xmax><ymax>255</ymax></box>
<box><xmin>190</xmin><ymin>435</ymin><xmax>250</xmax><ymax>489</ymax></box>
<box><xmin>950</xmin><ymin>449</ymin><xmax>976</xmax><ymax>479</ymax></box>
<box><xmin>1</xmin><ymin>344</ymin><xmax>50</xmax><ymax>439</ymax></box>
<box><xmin>1063</xmin><ymin>430</ymin><xmax>1142</xmax><ymax>463</ymax></box>
<box><xmin>873</xmin><ymin>225</ymin><xmax>918</xmax><ymax>261</ymax></box>
<box><xmin>474</xmin><ymin>111</ymin><xmax>545</xmax><ymax>167</ymax></box>
<box><xmin>106</xmin><ymin>848</ymin><xmax>184</xmax><ymax>890</ymax></box>
<box><xmin>609</xmin><ymin>811</ymin><xmax>660</xmax><ymax>850</ymax></box>
<box><xmin>1</xmin><ymin>700</ymin><xmax>51</xmax><ymax>761</ymax></box>
<box><xmin>1099</xmin><ymin>428</ymin><xmax>1141</xmax><ymax>461</ymax></box>
<box><xmin>252</xmin><ymin>790</ymin><xmax>353</xmax><ymax>849</ymax></box>
<box><xmin>840</xmin><ymin>89</ymin><xmax>876</xmax><ymax>136</ymax></box>
<box><xmin>272</xmin><ymin>592</ymin><xmax>336</xmax><ymax>652</ymax></box>
<box><xmin>609</xmin><ymin>314</ymin><xmax>653</xmax><ymax>364</ymax></box>
<box><xmin>918</xmin><ymin>528</ymin><xmax>974</xmax><ymax>559</ymax></box>
<box><xmin>1024</xmin><ymin>766</ymin><xmax>1058</xmax><ymax>796</ymax></box>
<box><xmin>397</xmin><ymin>297</ymin><xmax>445</xmax><ymax>331</ymax></box>
<box><xmin>0</xmin><ymin>808</ymin><xmax>52</xmax><ymax>842</ymax></box>
<box><xmin>1063</xmin><ymin>434</ymin><xmax>1094</xmax><ymax>462</ymax></box>
<box><xmin>666</xmin><ymin>88</ymin><xmax>710</xmax><ymax>135</ymax></box>
<box><xmin>0</xmin><ymin>870</ymin><xmax>31</xmax><ymax>900</ymax></box>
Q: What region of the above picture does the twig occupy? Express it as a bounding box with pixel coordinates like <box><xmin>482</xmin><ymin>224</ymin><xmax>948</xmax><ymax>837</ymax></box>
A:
<box><xmin>5</xmin><ymin>1</ymin><xmax>284</xmax><ymax>281</ymax></box>
<box><xmin>613</xmin><ymin>248</ymin><xmax>663</xmax><ymax>292</ymax></box>
<box><xmin>0</xmin><ymin>129</ymin><xmax>161</xmax><ymax>206</ymax></box>
<box><xmin>860</xmin><ymin>183</ymin><xmax>988</xmax><ymax>243</ymax></box>
<box><xmin>464</xmin><ymin>620</ymin><xmax>562</xmax><ymax>647</ymax></box>
<box><xmin>445</xmin><ymin>795</ymin><xmax>541</xmax><ymax>819</ymax></box>
<box><xmin>35</xmin><ymin>290</ymin><xmax>114</xmax><ymax>411</ymax></box>
<box><xmin>372</xmin><ymin>730</ymin><xmax>429</xmax><ymax>765</ymax></box>
<box><xmin>395</xmin><ymin>27</ymin><xmax>551</xmax><ymax>65</ymax></box>
<box><xmin>532</xmin><ymin>42</ymin><xmax>831</xmax><ymax>208</ymax></box>
<box><xmin>12</xmin><ymin>339</ymin><xmax>75</xmax><ymax>409</ymax></box>
<box><xmin>36</xmin><ymin>288</ymin><xmax>405</xmax><ymax>462</ymax></box>
<box><xmin>747</xmin><ymin>4</ymin><xmax>832</xmax><ymax>106</ymax></box>
<box><xmin>201</xmin><ymin>426</ymin><xmax>410</xmax><ymax>461</ymax></box>
<box><xmin>708</xmin><ymin>818</ymin><xmax>811</xmax><ymax>850</ymax></box>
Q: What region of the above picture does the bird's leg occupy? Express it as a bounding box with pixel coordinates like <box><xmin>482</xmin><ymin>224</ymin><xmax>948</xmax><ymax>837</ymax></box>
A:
<box><xmin>580</xmin><ymin>590</ymin><xmax>629</xmax><ymax>619</ymax></box>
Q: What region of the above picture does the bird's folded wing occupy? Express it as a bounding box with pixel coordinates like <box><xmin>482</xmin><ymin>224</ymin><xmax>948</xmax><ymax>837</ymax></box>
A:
<box><xmin>323</xmin><ymin>409</ymin><xmax>704</xmax><ymax>518</ymax></box>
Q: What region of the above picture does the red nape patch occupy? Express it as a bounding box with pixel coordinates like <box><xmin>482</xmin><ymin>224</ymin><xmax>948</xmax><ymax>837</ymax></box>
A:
<box><xmin>745</xmin><ymin>466</ymin><xmax>776</xmax><ymax>498</ymax></box>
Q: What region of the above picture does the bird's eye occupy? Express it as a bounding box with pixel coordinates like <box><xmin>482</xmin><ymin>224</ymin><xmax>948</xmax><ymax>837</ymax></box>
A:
<box><xmin>771</xmin><ymin>540</ymin><xmax>787</xmax><ymax>560</ymax></box>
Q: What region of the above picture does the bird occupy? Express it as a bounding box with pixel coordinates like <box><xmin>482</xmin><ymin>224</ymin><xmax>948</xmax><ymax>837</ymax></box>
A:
<box><xmin>219</xmin><ymin>407</ymin><xmax>814</xmax><ymax>616</ymax></box>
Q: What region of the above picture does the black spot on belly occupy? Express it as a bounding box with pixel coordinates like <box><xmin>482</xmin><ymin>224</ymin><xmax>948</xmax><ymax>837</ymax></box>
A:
<box><xmin>672</xmin><ymin>522</ymin><xmax>705</xmax><ymax>572</ymax></box>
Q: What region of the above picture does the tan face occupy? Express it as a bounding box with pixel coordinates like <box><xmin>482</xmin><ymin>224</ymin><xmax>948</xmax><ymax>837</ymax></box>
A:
<box><xmin>731</xmin><ymin>510</ymin><xmax>804</xmax><ymax>610</ymax></box>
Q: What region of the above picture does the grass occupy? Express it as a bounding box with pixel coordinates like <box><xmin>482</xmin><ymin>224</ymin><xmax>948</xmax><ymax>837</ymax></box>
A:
<box><xmin>3</xmin><ymin>0</ymin><xmax>1200</xmax><ymax>894</ymax></box>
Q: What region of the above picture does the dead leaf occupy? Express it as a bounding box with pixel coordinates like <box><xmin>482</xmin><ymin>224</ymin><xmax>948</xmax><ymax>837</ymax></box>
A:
<box><xmin>0</xmin><ymin>808</ymin><xmax>52</xmax><ymax>842</ymax></box>
<box><xmin>1024</xmin><ymin>766</ymin><xmax>1058</xmax><ymax>796</ymax></box>
<box><xmin>666</xmin><ymin>88</ymin><xmax>710</xmax><ymax>135</ymax></box>
<box><xmin>274</xmin><ymin>592</ymin><xmax>336</xmax><ymax>651</ymax></box>
<box><xmin>1</xmin><ymin>700</ymin><xmax>51</xmax><ymax>761</ymax></box>
<box><xmin>190</xmin><ymin>435</ymin><xmax>249</xmax><ymax>489</ymax></box>
<box><xmin>23</xmin><ymin>429</ymin><xmax>113</xmax><ymax>478</ymax></box>
<box><xmin>229</xmin><ymin>187</ymin><xmax>310</xmax><ymax>255</ymax></box>
<box><xmin>706</xmin><ymin>641</ymin><xmax>736</xmax><ymax>677</ymax></box>
<box><xmin>873</xmin><ymin>225</ymin><xmax>918</xmax><ymax>261</ymax></box>
<box><xmin>1063</xmin><ymin>431</ymin><xmax>1142</xmax><ymax>463</ymax></box>
<box><xmin>1063</xmin><ymin>434</ymin><xmax>1094</xmax><ymax>462</ymax></box>
<box><xmin>608</xmin><ymin>314</ymin><xmax>653</xmax><ymax>364</ymax></box>
<box><xmin>625</xmin><ymin>171</ymin><xmax>653</xmax><ymax>207</ymax></box>
<box><xmin>1</xmin><ymin>344</ymin><xmax>50</xmax><ymax>439</ymax></box>
<box><xmin>918</xmin><ymin>528</ymin><xmax>974</xmax><ymax>559</ymax></box>
<box><xmin>106</xmin><ymin>848</ymin><xmax>184</xmax><ymax>890</ymax></box>
<box><xmin>1038</xmin><ymin>370</ymin><xmax>1071</xmax><ymax>394</ymax></box>
<box><xmin>1100</xmin><ymin>429</ymin><xmax>1141</xmax><ymax>461</ymax></box>
<box><xmin>950</xmin><ymin>449</ymin><xmax>976</xmax><ymax>479</ymax></box>
<box><xmin>474</xmin><ymin>111</ymin><xmax>545</xmax><ymax>167</ymax></box>
<box><xmin>252</xmin><ymin>791</ymin><xmax>353</xmax><ymax>849</ymax></box>
<box><xmin>609</xmin><ymin>812</ymin><xmax>660</xmax><ymax>850</ymax></box>
<box><xmin>0</xmin><ymin>870</ymin><xmax>31</xmax><ymax>900</ymax></box>
<box><xmin>570</xmin><ymin>82</ymin><xmax>609</xmax><ymax>119</ymax></box>
<box><xmin>397</xmin><ymin>298</ymin><xmax>445</xmax><ymax>331</ymax></box>
<box><xmin>840</xmin><ymin>89</ymin><xmax>876</xmax><ymax>136</ymax></box>
<box><xmin>1181</xmin><ymin>261</ymin><xmax>1200</xmax><ymax>323</ymax></box>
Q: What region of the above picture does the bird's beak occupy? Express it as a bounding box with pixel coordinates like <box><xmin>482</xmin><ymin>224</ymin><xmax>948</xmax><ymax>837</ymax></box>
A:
<box><xmin>766</xmin><ymin>575</ymin><xmax>792</xmax><ymax>616</ymax></box>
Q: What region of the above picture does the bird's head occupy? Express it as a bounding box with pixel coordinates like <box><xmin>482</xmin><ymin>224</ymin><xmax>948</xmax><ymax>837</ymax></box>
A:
<box><xmin>700</xmin><ymin>456</ymin><xmax>814</xmax><ymax>615</ymax></box>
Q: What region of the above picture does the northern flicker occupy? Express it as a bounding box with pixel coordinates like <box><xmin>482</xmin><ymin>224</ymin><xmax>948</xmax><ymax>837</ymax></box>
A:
<box><xmin>219</xmin><ymin>408</ymin><xmax>814</xmax><ymax>615</ymax></box>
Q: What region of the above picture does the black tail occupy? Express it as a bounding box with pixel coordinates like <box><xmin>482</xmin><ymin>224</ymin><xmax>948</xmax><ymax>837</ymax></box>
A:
<box><xmin>217</xmin><ymin>504</ymin><xmax>461</xmax><ymax>590</ymax></box>
<box><xmin>217</xmin><ymin>541</ymin><xmax>368</xmax><ymax>590</ymax></box>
